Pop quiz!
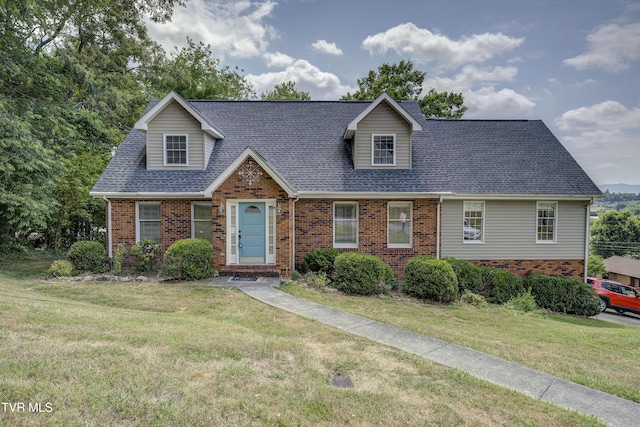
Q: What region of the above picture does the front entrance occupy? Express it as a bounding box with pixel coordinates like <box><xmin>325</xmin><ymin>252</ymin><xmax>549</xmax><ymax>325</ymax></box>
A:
<box><xmin>238</xmin><ymin>202</ymin><xmax>266</xmax><ymax>264</ymax></box>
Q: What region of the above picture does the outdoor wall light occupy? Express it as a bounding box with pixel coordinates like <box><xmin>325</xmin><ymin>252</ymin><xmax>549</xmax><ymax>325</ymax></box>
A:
<box><xmin>276</xmin><ymin>202</ymin><xmax>282</xmax><ymax>215</ymax></box>
<box><xmin>218</xmin><ymin>204</ymin><xmax>224</xmax><ymax>215</ymax></box>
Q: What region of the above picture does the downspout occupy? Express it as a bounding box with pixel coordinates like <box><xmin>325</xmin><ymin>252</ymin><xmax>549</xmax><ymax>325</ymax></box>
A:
<box><xmin>102</xmin><ymin>196</ymin><xmax>113</xmax><ymax>258</ymax></box>
<box><xmin>291</xmin><ymin>196</ymin><xmax>299</xmax><ymax>276</ymax></box>
<box><xmin>584</xmin><ymin>198</ymin><xmax>593</xmax><ymax>282</ymax></box>
<box><xmin>436</xmin><ymin>195</ymin><xmax>443</xmax><ymax>259</ymax></box>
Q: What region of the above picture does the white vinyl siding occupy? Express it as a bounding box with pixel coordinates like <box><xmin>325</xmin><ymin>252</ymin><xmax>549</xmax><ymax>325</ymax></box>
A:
<box><xmin>146</xmin><ymin>100</ymin><xmax>206</xmax><ymax>170</ymax></box>
<box><xmin>441</xmin><ymin>200</ymin><xmax>586</xmax><ymax>259</ymax></box>
<box><xmin>192</xmin><ymin>203</ymin><xmax>212</xmax><ymax>242</ymax></box>
<box><xmin>353</xmin><ymin>102</ymin><xmax>412</xmax><ymax>169</ymax></box>
<box><xmin>388</xmin><ymin>202</ymin><xmax>412</xmax><ymax>247</ymax></box>
<box><xmin>334</xmin><ymin>202</ymin><xmax>358</xmax><ymax>248</ymax></box>
<box><xmin>136</xmin><ymin>202</ymin><xmax>161</xmax><ymax>244</ymax></box>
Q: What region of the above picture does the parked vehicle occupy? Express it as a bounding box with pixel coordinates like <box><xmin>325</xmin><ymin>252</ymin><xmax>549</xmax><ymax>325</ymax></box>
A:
<box><xmin>587</xmin><ymin>277</ymin><xmax>640</xmax><ymax>315</ymax></box>
<box><xmin>463</xmin><ymin>220</ymin><xmax>481</xmax><ymax>240</ymax></box>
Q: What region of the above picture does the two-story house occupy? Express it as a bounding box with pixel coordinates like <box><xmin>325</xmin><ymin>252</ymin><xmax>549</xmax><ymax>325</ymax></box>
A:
<box><xmin>90</xmin><ymin>91</ymin><xmax>602</xmax><ymax>279</ymax></box>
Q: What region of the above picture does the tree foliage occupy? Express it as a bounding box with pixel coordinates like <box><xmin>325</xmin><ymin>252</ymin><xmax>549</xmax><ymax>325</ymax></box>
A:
<box><xmin>261</xmin><ymin>81</ymin><xmax>311</xmax><ymax>101</ymax></box>
<box><xmin>341</xmin><ymin>60</ymin><xmax>467</xmax><ymax>119</ymax></box>
<box><xmin>590</xmin><ymin>210</ymin><xmax>640</xmax><ymax>259</ymax></box>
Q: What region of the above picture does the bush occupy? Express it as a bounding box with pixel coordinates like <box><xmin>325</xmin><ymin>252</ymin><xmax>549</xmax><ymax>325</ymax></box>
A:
<box><xmin>444</xmin><ymin>258</ymin><xmax>483</xmax><ymax>294</ymax></box>
<box><xmin>524</xmin><ymin>274</ymin><xmax>601</xmax><ymax>316</ymax></box>
<box><xmin>303</xmin><ymin>271</ymin><xmax>330</xmax><ymax>289</ymax></box>
<box><xmin>460</xmin><ymin>291</ymin><xmax>488</xmax><ymax>308</ymax></box>
<box><xmin>67</xmin><ymin>240</ymin><xmax>109</xmax><ymax>273</ymax></box>
<box><xmin>129</xmin><ymin>239</ymin><xmax>161</xmax><ymax>272</ymax></box>
<box><xmin>164</xmin><ymin>238</ymin><xmax>215</xmax><ymax>280</ymax></box>
<box><xmin>505</xmin><ymin>289</ymin><xmax>537</xmax><ymax>312</ymax></box>
<box><xmin>478</xmin><ymin>266</ymin><xmax>524</xmax><ymax>304</ymax></box>
<box><xmin>333</xmin><ymin>252</ymin><xmax>394</xmax><ymax>295</ymax></box>
<box><xmin>47</xmin><ymin>260</ymin><xmax>74</xmax><ymax>277</ymax></box>
<box><xmin>303</xmin><ymin>248</ymin><xmax>340</xmax><ymax>276</ymax></box>
<box><xmin>403</xmin><ymin>256</ymin><xmax>459</xmax><ymax>303</ymax></box>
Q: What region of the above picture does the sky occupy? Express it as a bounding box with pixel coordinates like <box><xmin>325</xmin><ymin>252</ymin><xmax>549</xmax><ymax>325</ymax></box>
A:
<box><xmin>146</xmin><ymin>0</ymin><xmax>640</xmax><ymax>186</ymax></box>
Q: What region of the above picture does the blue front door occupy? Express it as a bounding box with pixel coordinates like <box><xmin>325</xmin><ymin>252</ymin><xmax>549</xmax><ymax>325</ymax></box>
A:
<box><xmin>238</xmin><ymin>202</ymin><xmax>266</xmax><ymax>264</ymax></box>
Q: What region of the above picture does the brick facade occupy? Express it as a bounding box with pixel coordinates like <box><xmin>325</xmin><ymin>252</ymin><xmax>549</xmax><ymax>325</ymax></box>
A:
<box><xmin>468</xmin><ymin>259</ymin><xmax>585</xmax><ymax>280</ymax></box>
<box><xmin>108</xmin><ymin>182</ymin><xmax>585</xmax><ymax>279</ymax></box>
<box><xmin>294</xmin><ymin>198</ymin><xmax>439</xmax><ymax>277</ymax></box>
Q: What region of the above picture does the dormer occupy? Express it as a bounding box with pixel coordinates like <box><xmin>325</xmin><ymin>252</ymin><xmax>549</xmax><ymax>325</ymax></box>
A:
<box><xmin>344</xmin><ymin>93</ymin><xmax>422</xmax><ymax>170</ymax></box>
<box><xmin>134</xmin><ymin>91</ymin><xmax>224</xmax><ymax>171</ymax></box>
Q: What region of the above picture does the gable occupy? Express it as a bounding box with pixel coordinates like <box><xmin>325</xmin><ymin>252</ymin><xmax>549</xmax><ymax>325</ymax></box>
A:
<box><xmin>352</xmin><ymin>101</ymin><xmax>413</xmax><ymax>169</ymax></box>
<box><xmin>146</xmin><ymin>100</ymin><xmax>208</xmax><ymax>171</ymax></box>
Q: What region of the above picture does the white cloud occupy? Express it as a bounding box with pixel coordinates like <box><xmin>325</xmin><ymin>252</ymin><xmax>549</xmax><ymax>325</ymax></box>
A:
<box><xmin>564</xmin><ymin>23</ymin><xmax>640</xmax><ymax>73</ymax></box>
<box><xmin>146</xmin><ymin>0</ymin><xmax>278</xmax><ymax>59</ymax></box>
<box><xmin>311</xmin><ymin>40</ymin><xmax>343</xmax><ymax>55</ymax></box>
<box><xmin>265</xmin><ymin>52</ymin><xmax>295</xmax><ymax>68</ymax></box>
<box><xmin>247</xmin><ymin>59</ymin><xmax>353</xmax><ymax>100</ymax></box>
<box><xmin>555</xmin><ymin>101</ymin><xmax>640</xmax><ymax>131</ymax></box>
<box><xmin>462</xmin><ymin>87</ymin><xmax>536</xmax><ymax>119</ymax></box>
<box><xmin>362</xmin><ymin>22</ymin><xmax>524</xmax><ymax>67</ymax></box>
<box><xmin>555</xmin><ymin>101</ymin><xmax>640</xmax><ymax>184</ymax></box>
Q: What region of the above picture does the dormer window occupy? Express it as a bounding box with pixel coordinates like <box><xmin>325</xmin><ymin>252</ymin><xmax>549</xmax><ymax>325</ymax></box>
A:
<box><xmin>372</xmin><ymin>134</ymin><xmax>396</xmax><ymax>166</ymax></box>
<box><xmin>164</xmin><ymin>134</ymin><xmax>188</xmax><ymax>166</ymax></box>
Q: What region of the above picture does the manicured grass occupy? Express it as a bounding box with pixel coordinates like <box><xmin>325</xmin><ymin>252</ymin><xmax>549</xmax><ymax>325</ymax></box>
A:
<box><xmin>280</xmin><ymin>282</ymin><xmax>640</xmax><ymax>403</ymax></box>
<box><xmin>0</xmin><ymin>253</ymin><xmax>605</xmax><ymax>426</ymax></box>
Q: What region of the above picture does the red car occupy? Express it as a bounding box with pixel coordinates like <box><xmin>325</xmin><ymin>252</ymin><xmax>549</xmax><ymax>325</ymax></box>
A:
<box><xmin>587</xmin><ymin>277</ymin><xmax>640</xmax><ymax>315</ymax></box>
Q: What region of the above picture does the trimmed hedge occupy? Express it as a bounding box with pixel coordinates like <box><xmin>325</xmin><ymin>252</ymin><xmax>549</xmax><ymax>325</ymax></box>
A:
<box><xmin>444</xmin><ymin>257</ymin><xmax>483</xmax><ymax>294</ymax></box>
<box><xmin>524</xmin><ymin>274</ymin><xmax>600</xmax><ymax>316</ymax></box>
<box><xmin>303</xmin><ymin>248</ymin><xmax>340</xmax><ymax>276</ymax></box>
<box><xmin>404</xmin><ymin>256</ymin><xmax>459</xmax><ymax>303</ymax></box>
<box><xmin>333</xmin><ymin>252</ymin><xmax>393</xmax><ymax>295</ymax></box>
<box><xmin>479</xmin><ymin>266</ymin><xmax>524</xmax><ymax>304</ymax></box>
<box><xmin>47</xmin><ymin>259</ymin><xmax>74</xmax><ymax>277</ymax></box>
<box><xmin>67</xmin><ymin>240</ymin><xmax>110</xmax><ymax>274</ymax></box>
<box><xmin>164</xmin><ymin>238</ymin><xmax>215</xmax><ymax>280</ymax></box>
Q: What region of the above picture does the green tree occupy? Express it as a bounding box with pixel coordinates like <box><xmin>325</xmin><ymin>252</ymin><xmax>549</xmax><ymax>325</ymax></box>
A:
<box><xmin>143</xmin><ymin>38</ymin><xmax>255</xmax><ymax>100</ymax></box>
<box><xmin>591</xmin><ymin>210</ymin><xmax>640</xmax><ymax>259</ymax></box>
<box><xmin>261</xmin><ymin>81</ymin><xmax>311</xmax><ymax>100</ymax></box>
<box><xmin>341</xmin><ymin>60</ymin><xmax>467</xmax><ymax>119</ymax></box>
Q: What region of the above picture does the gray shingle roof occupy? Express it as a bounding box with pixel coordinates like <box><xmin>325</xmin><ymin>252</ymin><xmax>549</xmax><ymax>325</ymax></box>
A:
<box><xmin>91</xmin><ymin>99</ymin><xmax>601</xmax><ymax>197</ymax></box>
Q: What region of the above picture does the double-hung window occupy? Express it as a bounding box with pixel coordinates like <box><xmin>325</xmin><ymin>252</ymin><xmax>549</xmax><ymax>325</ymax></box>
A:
<box><xmin>463</xmin><ymin>201</ymin><xmax>484</xmax><ymax>242</ymax></box>
<box><xmin>192</xmin><ymin>203</ymin><xmax>212</xmax><ymax>243</ymax></box>
<box><xmin>137</xmin><ymin>202</ymin><xmax>161</xmax><ymax>244</ymax></box>
<box><xmin>334</xmin><ymin>202</ymin><xmax>358</xmax><ymax>248</ymax></box>
<box><xmin>388</xmin><ymin>202</ymin><xmax>412</xmax><ymax>247</ymax></box>
<box><xmin>536</xmin><ymin>201</ymin><xmax>557</xmax><ymax>243</ymax></box>
<box><xmin>372</xmin><ymin>134</ymin><xmax>395</xmax><ymax>166</ymax></box>
<box><xmin>164</xmin><ymin>134</ymin><xmax>188</xmax><ymax>165</ymax></box>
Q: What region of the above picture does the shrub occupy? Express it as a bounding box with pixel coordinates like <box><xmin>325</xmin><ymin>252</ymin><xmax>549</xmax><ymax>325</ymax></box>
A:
<box><xmin>303</xmin><ymin>271</ymin><xmax>330</xmax><ymax>289</ymax></box>
<box><xmin>129</xmin><ymin>239</ymin><xmax>161</xmax><ymax>272</ymax></box>
<box><xmin>333</xmin><ymin>252</ymin><xmax>393</xmax><ymax>295</ymax></box>
<box><xmin>505</xmin><ymin>289</ymin><xmax>538</xmax><ymax>312</ymax></box>
<box><xmin>164</xmin><ymin>238</ymin><xmax>215</xmax><ymax>280</ymax></box>
<box><xmin>524</xmin><ymin>274</ymin><xmax>601</xmax><ymax>316</ymax></box>
<box><xmin>290</xmin><ymin>270</ymin><xmax>302</xmax><ymax>281</ymax></box>
<box><xmin>460</xmin><ymin>291</ymin><xmax>488</xmax><ymax>308</ymax></box>
<box><xmin>444</xmin><ymin>257</ymin><xmax>483</xmax><ymax>294</ymax></box>
<box><xmin>47</xmin><ymin>260</ymin><xmax>74</xmax><ymax>277</ymax></box>
<box><xmin>403</xmin><ymin>256</ymin><xmax>459</xmax><ymax>303</ymax></box>
<box><xmin>478</xmin><ymin>266</ymin><xmax>524</xmax><ymax>304</ymax></box>
<box><xmin>67</xmin><ymin>240</ymin><xmax>109</xmax><ymax>273</ymax></box>
<box><xmin>303</xmin><ymin>248</ymin><xmax>340</xmax><ymax>276</ymax></box>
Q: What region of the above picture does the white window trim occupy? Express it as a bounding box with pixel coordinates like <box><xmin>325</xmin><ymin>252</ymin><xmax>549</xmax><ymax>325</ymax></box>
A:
<box><xmin>333</xmin><ymin>201</ymin><xmax>358</xmax><ymax>248</ymax></box>
<box><xmin>536</xmin><ymin>201</ymin><xmax>558</xmax><ymax>244</ymax></box>
<box><xmin>163</xmin><ymin>134</ymin><xmax>189</xmax><ymax>166</ymax></box>
<box><xmin>388</xmin><ymin>201</ymin><xmax>412</xmax><ymax>248</ymax></box>
<box><xmin>191</xmin><ymin>202</ymin><xmax>212</xmax><ymax>241</ymax></box>
<box><xmin>371</xmin><ymin>134</ymin><xmax>396</xmax><ymax>166</ymax></box>
<box><xmin>463</xmin><ymin>201</ymin><xmax>485</xmax><ymax>244</ymax></box>
<box><xmin>136</xmin><ymin>201</ymin><xmax>161</xmax><ymax>244</ymax></box>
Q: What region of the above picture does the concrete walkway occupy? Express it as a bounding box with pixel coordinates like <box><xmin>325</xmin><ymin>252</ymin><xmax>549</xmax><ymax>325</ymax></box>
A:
<box><xmin>213</xmin><ymin>278</ymin><xmax>640</xmax><ymax>426</ymax></box>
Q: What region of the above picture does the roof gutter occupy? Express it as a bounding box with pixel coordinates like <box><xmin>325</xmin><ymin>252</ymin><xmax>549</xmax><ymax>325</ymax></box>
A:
<box><xmin>90</xmin><ymin>192</ymin><xmax>207</xmax><ymax>199</ymax></box>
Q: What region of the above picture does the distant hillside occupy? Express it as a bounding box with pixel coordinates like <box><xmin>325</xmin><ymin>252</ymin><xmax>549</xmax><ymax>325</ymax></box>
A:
<box><xmin>599</xmin><ymin>183</ymin><xmax>640</xmax><ymax>194</ymax></box>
